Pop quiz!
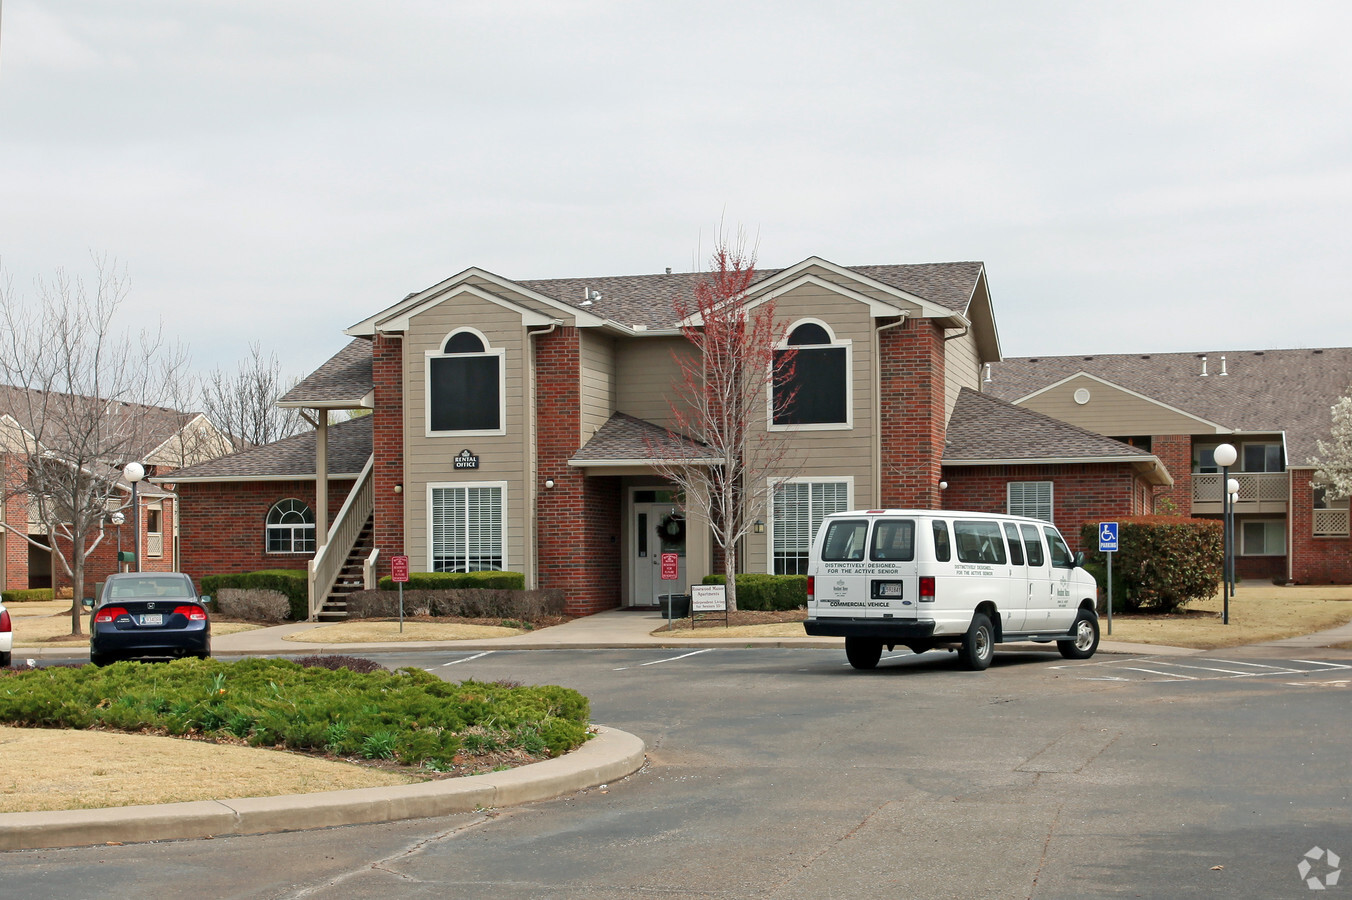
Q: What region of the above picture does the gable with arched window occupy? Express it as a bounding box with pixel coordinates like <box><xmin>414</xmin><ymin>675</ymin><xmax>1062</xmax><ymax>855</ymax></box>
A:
<box><xmin>266</xmin><ymin>498</ymin><xmax>316</xmax><ymax>553</ymax></box>
<box><xmin>426</xmin><ymin>328</ymin><xmax>506</xmax><ymax>436</ymax></box>
<box><xmin>772</xmin><ymin>320</ymin><xmax>852</xmax><ymax>428</ymax></box>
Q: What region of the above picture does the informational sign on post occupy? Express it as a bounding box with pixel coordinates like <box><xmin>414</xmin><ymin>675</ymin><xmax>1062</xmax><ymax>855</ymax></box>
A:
<box><xmin>1098</xmin><ymin>523</ymin><xmax>1118</xmax><ymax>634</ymax></box>
<box><xmin>690</xmin><ymin>584</ymin><xmax>729</xmax><ymax>629</ymax></box>
<box><xmin>392</xmin><ymin>555</ymin><xmax>410</xmax><ymax>633</ymax></box>
<box><xmin>660</xmin><ymin>552</ymin><xmax>679</xmax><ymax>581</ymax></box>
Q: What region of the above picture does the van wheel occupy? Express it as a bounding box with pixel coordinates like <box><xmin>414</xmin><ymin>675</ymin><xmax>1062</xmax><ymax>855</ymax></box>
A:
<box><xmin>957</xmin><ymin>613</ymin><xmax>994</xmax><ymax>671</ymax></box>
<box><xmin>1058</xmin><ymin>609</ymin><xmax>1100</xmax><ymax>659</ymax></box>
<box><xmin>845</xmin><ymin>637</ymin><xmax>883</xmax><ymax>670</ymax></box>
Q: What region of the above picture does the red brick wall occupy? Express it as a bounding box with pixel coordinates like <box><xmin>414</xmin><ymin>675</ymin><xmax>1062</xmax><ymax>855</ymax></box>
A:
<box><xmin>49</xmin><ymin>495</ymin><xmax>178</xmax><ymax>597</ymax></box>
<box><xmin>176</xmin><ymin>479</ymin><xmax>354</xmax><ymax>590</ymax></box>
<box><xmin>372</xmin><ymin>333</ymin><xmax>405</xmax><ymax>576</ymax></box>
<box><xmin>2</xmin><ymin>454</ymin><xmax>27</xmax><ymax>590</ymax></box>
<box><xmin>880</xmin><ymin>319</ymin><xmax>946</xmax><ymax>509</ymax></box>
<box><xmin>941</xmin><ymin>463</ymin><xmax>1150</xmax><ymax>553</ymax></box>
<box><xmin>1151</xmin><ymin>434</ymin><xmax>1192</xmax><ymax>515</ymax></box>
<box><xmin>1289</xmin><ymin>475</ymin><xmax>1352</xmax><ymax>583</ymax></box>
<box><xmin>535</xmin><ymin>327</ymin><xmax>620</xmax><ymax>615</ymax></box>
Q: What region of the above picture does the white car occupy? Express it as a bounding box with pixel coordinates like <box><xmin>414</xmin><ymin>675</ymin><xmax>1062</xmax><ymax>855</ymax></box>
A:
<box><xmin>0</xmin><ymin>598</ymin><xmax>11</xmax><ymax>668</ymax></box>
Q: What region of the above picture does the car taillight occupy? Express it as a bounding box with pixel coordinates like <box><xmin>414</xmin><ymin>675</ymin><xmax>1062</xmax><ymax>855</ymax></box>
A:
<box><xmin>0</xmin><ymin>608</ymin><xmax>10</xmax><ymax>632</ymax></box>
<box><xmin>806</xmin><ymin>576</ymin><xmax>814</xmax><ymax>602</ymax></box>
<box><xmin>94</xmin><ymin>606</ymin><xmax>128</xmax><ymax>623</ymax></box>
<box><xmin>919</xmin><ymin>576</ymin><xmax>935</xmax><ymax>599</ymax></box>
<box><xmin>173</xmin><ymin>605</ymin><xmax>208</xmax><ymax>621</ymax></box>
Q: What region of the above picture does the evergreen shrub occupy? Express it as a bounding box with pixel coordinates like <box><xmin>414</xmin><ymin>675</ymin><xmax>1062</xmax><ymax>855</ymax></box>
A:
<box><xmin>700</xmin><ymin>574</ymin><xmax>807</xmax><ymax>610</ymax></box>
<box><xmin>1078</xmin><ymin>516</ymin><xmax>1222</xmax><ymax>614</ymax></box>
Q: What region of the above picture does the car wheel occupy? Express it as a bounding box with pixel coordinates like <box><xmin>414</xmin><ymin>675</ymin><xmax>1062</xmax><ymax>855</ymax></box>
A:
<box><xmin>957</xmin><ymin>613</ymin><xmax>994</xmax><ymax>671</ymax></box>
<box><xmin>89</xmin><ymin>652</ymin><xmax>113</xmax><ymax>667</ymax></box>
<box><xmin>1058</xmin><ymin>609</ymin><xmax>1100</xmax><ymax>659</ymax></box>
<box><xmin>0</xmin><ymin>651</ymin><xmax>10</xmax><ymax>668</ymax></box>
<box><xmin>844</xmin><ymin>637</ymin><xmax>883</xmax><ymax>670</ymax></box>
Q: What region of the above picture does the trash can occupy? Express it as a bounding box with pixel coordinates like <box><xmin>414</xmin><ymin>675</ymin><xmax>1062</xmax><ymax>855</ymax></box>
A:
<box><xmin>659</xmin><ymin>593</ymin><xmax>690</xmax><ymax>618</ymax></box>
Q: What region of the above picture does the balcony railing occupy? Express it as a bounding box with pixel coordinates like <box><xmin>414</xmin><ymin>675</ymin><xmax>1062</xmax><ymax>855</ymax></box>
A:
<box><xmin>1313</xmin><ymin>509</ymin><xmax>1350</xmax><ymax>537</ymax></box>
<box><xmin>1192</xmin><ymin>472</ymin><xmax>1288</xmax><ymax>513</ymax></box>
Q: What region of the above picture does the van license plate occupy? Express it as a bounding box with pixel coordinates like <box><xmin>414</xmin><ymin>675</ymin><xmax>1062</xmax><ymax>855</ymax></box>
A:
<box><xmin>140</xmin><ymin>614</ymin><xmax>163</xmax><ymax>626</ymax></box>
<box><xmin>874</xmin><ymin>582</ymin><xmax>903</xmax><ymax>598</ymax></box>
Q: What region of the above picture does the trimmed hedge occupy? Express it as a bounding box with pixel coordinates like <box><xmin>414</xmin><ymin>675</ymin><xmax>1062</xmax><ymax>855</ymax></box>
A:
<box><xmin>201</xmin><ymin>570</ymin><xmax>309</xmax><ymax>621</ymax></box>
<box><xmin>1</xmin><ymin>588</ymin><xmax>54</xmax><ymax>603</ymax></box>
<box><xmin>1079</xmin><ymin>517</ymin><xmax>1223</xmax><ymax>614</ymax></box>
<box><xmin>344</xmin><ymin>588</ymin><xmax>565</xmax><ymax>621</ymax></box>
<box><xmin>377</xmin><ymin>571</ymin><xmax>525</xmax><ymax>591</ymax></box>
<box><xmin>700</xmin><ymin>574</ymin><xmax>807</xmax><ymax>611</ymax></box>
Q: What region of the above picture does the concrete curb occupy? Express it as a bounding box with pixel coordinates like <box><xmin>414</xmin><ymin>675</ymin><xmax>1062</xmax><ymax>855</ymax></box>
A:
<box><xmin>0</xmin><ymin>725</ymin><xmax>645</xmax><ymax>851</ymax></box>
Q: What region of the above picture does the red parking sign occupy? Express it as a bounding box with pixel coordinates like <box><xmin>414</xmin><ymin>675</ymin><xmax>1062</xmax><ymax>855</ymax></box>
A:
<box><xmin>660</xmin><ymin>552</ymin><xmax>679</xmax><ymax>580</ymax></box>
<box><xmin>391</xmin><ymin>555</ymin><xmax>410</xmax><ymax>583</ymax></box>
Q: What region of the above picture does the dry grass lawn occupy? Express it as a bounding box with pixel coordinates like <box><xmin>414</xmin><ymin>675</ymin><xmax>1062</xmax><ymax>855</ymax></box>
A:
<box><xmin>283</xmin><ymin>620</ymin><xmax>526</xmax><ymax>643</ymax></box>
<box><xmin>9</xmin><ymin>602</ymin><xmax>262</xmax><ymax>648</ymax></box>
<box><xmin>0</xmin><ymin>725</ymin><xmax>419</xmax><ymax>813</ymax></box>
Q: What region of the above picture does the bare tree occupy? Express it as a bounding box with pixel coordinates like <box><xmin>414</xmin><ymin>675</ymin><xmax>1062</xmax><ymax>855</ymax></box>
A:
<box><xmin>646</xmin><ymin>237</ymin><xmax>798</xmax><ymax>611</ymax></box>
<box><xmin>0</xmin><ymin>258</ymin><xmax>188</xmax><ymax>634</ymax></box>
<box><xmin>200</xmin><ymin>342</ymin><xmax>303</xmax><ymax>448</ymax></box>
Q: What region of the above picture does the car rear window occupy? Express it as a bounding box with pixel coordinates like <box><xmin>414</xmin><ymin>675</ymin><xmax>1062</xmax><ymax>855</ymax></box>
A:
<box><xmin>106</xmin><ymin>577</ymin><xmax>194</xmax><ymax>600</ymax></box>
<box><xmin>821</xmin><ymin>519</ymin><xmax>870</xmax><ymax>561</ymax></box>
<box><xmin>869</xmin><ymin>519</ymin><xmax>915</xmax><ymax>561</ymax></box>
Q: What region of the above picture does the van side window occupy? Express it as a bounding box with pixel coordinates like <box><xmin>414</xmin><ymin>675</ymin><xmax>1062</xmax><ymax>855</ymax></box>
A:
<box><xmin>1002</xmin><ymin>522</ymin><xmax>1025</xmax><ymax>565</ymax></box>
<box><xmin>1043</xmin><ymin>526</ymin><xmax>1074</xmax><ymax>568</ymax></box>
<box><xmin>1020</xmin><ymin>524</ymin><xmax>1046</xmax><ymax>567</ymax></box>
<box><xmin>932</xmin><ymin>520</ymin><xmax>951</xmax><ymax>562</ymax></box>
<box><xmin>821</xmin><ymin>520</ymin><xmax>869</xmax><ymax>561</ymax></box>
<box><xmin>954</xmin><ymin>521</ymin><xmax>1007</xmax><ymax>565</ymax></box>
<box><xmin>870</xmin><ymin>520</ymin><xmax>915</xmax><ymax>561</ymax></box>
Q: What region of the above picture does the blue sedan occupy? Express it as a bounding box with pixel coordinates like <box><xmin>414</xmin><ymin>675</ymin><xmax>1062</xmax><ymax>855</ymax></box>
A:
<box><xmin>89</xmin><ymin>573</ymin><xmax>211</xmax><ymax>666</ymax></box>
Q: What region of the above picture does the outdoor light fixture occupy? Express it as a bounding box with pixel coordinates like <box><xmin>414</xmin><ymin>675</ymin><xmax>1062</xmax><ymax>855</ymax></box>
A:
<box><xmin>939</xmin><ymin>481</ymin><xmax>948</xmax><ymax>490</ymax></box>
<box><xmin>122</xmin><ymin>462</ymin><xmax>145</xmax><ymax>573</ymax></box>
<box><xmin>1213</xmin><ymin>442</ymin><xmax>1237</xmax><ymax>624</ymax></box>
<box><xmin>753</xmin><ymin>520</ymin><xmax>765</xmax><ymax>534</ymax></box>
<box><xmin>394</xmin><ymin>483</ymin><xmax>403</xmax><ymax>494</ymax></box>
<box><xmin>545</xmin><ymin>478</ymin><xmax>555</xmax><ymax>490</ymax></box>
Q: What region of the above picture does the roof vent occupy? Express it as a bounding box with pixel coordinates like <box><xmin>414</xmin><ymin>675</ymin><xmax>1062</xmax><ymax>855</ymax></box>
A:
<box><xmin>982</xmin><ymin>363</ymin><xmax>992</xmax><ymax>384</ymax></box>
<box><xmin>666</xmin><ymin>267</ymin><xmax>672</xmax><ymax>275</ymax></box>
<box><xmin>580</xmin><ymin>288</ymin><xmax>600</xmax><ymax>307</ymax></box>
<box><xmin>1315</xmin><ymin>349</ymin><xmax>1325</xmax><ymax>354</ymax></box>
<box><xmin>1219</xmin><ymin>355</ymin><xmax>1228</xmax><ymax>376</ymax></box>
<box><xmin>1199</xmin><ymin>355</ymin><xmax>1208</xmax><ymax>377</ymax></box>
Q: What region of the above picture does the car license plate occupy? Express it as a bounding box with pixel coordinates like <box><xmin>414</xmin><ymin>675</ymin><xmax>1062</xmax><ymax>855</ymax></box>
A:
<box><xmin>140</xmin><ymin>613</ymin><xmax>163</xmax><ymax>626</ymax></box>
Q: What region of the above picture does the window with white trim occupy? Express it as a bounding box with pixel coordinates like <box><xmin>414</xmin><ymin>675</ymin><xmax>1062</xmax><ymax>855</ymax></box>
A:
<box><xmin>772</xmin><ymin>321</ymin><xmax>851</xmax><ymax>428</ymax></box>
<box><xmin>266</xmin><ymin>499</ymin><xmax>316</xmax><ymax>553</ymax></box>
<box><xmin>1240</xmin><ymin>519</ymin><xmax>1285</xmax><ymax>556</ymax></box>
<box><xmin>427</xmin><ymin>329</ymin><xmax>505</xmax><ymax>435</ymax></box>
<box><xmin>1007</xmin><ymin>481</ymin><xmax>1053</xmax><ymax>522</ymax></box>
<box><xmin>430</xmin><ymin>484</ymin><xmax>505</xmax><ymax>572</ymax></box>
<box><xmin>772</xmin><ymin>480</ymin><xmax>850</xmax><ymax>574</ymax></box>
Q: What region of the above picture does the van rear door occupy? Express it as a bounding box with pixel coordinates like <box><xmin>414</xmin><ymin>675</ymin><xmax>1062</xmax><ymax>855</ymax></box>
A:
<box><xmin>813</xmin><ymin>517</ymin><xmax>874</xmax><ymax>618</ymax></box>
<box><xmin>864</xmin><ymin>517</ymin><xmax>919</xmax><ymax>623</ymax></box>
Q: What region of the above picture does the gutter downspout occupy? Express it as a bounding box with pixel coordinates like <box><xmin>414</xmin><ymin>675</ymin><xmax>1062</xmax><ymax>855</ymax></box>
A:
<box><xmin>527</xmin><ymin>322</ymin><xmax>560</xmax><ymax>590</ymax></box>
<box><xmin>873</xmin><ymin>315</ymin><xmax>910</xmax><ymax>508</ymax></box>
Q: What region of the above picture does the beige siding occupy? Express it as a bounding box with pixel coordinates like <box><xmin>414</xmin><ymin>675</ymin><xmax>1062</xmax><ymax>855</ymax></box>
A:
<box><xmin>944</xmin><ymin>328</ymin><xmax>982</xmax><ymax>421</ymax></box>
<box><xmin>579</xmin><ymin>331</ymin><xmax>616</xmax><ymax>440</ymax></box>
<box><xmin>745</xmin><ymin>284</ymin><xmax>876</xmax><ymax>573</ymax></box>
<box><xmin>1020</xmin><ymin>376</ymin><xmax>1219</xmax><ymax>436</ymax></box>
<box><xmin>402</xmin><ymin>297</ymin><xmax>530</xmax><ymax>571</ymax></box>
<box><xmin>461</xmin><ymin>275</ymin><xmax>567</xmax><ymax>322</ymax></box>
<box><xmin>615</xmin><ymin>336</ymin><xmax>691</xmax><ymax>428</ymax></box>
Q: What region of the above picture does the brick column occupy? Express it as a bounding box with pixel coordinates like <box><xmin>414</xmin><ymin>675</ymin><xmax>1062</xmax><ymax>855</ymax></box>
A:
<box><xmin>879</xmin><ymin>319</ymin><xmax>946</xmax><ymax>509</ymax></box>
<box><xmin>1150</xmin><ymin>434</ymin><xmax>1192</xmax><ymax>515</ymax></box>
<box><xmin>372</xmin><ymin>334</ymin><xmax>405</xmax><ymax>576</ymax></box>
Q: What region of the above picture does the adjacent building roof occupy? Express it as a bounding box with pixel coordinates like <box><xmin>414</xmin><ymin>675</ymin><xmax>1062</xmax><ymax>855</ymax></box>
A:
<box><xmin>986</xmin><ymin>348</ymin><xmax>1352</xmax><ymax>464</ymax></box>
<box><xmin>944</xmin><ymin>388</ymin><xmax>1172</xmax><ymax>484</ymax></box>
<box><xmin>569</xmin><ymin>413</ymin><xmax>723</xmax><ymax>466</ymax></box>
<box><xmin>278</xmin><ymin>339</ymin><xmax>374</xmax><ymax>408</ymax></box>
<box><xmin>161</xmin><ymin>416</ymin><xmax>373</xmax><ymax>482</ymax></box>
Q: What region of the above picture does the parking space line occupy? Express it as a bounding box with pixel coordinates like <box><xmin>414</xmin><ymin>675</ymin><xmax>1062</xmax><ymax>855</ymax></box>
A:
<box><xmin>1119</xmin><ymin>666</ymin><xmax>1197</xmax><ymax>680</ymax></box>
<box><xmin>436</xmin><ymin>651</ymin><xmax>494</xmax><ymax>668</ymax></box>
<box><xmin>614</xmin><ymin>648</ymin><xmax>714</xmax><ymax>671</ymax></box>
<box><xmin>1293</xmin><ymin>660</ymin><xmax>1352</xmax><ymax>669</ymax></box>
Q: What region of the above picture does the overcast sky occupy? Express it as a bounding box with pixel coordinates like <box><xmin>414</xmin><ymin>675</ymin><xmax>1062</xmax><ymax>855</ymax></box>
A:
<box><xmin>1</xmin><ymin>2</ymin><xmax>1349</xmax><ymax>382</ymax></box>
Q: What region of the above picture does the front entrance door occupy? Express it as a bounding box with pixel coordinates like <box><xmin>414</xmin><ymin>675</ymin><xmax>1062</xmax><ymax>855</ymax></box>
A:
<box><xmin>631</xmin><ymin>501</ymin><xmax>687</xmax><ymax>606</ymax></box>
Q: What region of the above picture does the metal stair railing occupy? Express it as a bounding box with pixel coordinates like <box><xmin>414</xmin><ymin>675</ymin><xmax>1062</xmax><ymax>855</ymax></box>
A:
<box><xmin>307</xmin><ymin>455</ymin><xmax>374</xmax><ymax>620</ymax></box>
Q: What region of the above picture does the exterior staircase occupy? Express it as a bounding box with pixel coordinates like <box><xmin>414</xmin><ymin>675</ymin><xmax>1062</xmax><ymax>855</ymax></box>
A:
<box><xmin>317</xmin><ymin>515</ymin><xmax>373</xmax><ymax>622</ymax></box>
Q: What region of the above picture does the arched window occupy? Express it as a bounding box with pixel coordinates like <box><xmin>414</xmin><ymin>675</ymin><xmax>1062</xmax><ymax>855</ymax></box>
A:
<box><xmin>426</xmin><ymin>328</ymin><xmax>505</xmax><ymax>435</ymax></box>
<box><xmin>266</xmin><ymin>499</ymin><xmax>316</xmax><ymax>553</ymax></box>
<box><xmin>773</xmin><ymin>320</ymin><xmax>851</xmax><ymax>428</ymax></box>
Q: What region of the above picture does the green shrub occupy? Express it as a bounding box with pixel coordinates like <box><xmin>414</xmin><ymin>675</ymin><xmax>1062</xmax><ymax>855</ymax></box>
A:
<box><xmin>377</xmin><ymin>571</ymin><xmax>526</xmax><ymax>591</ymax></box>
<box><xmin>1079</xmin><ymin>517</ymin><xmax>1223</xmax><ymax>614</ymax></box>
<box><xmin>201</xmin><ymin>570</ymin><xmax>309</xmax><ymax>621</ymax></box>
<box><xmin>700</xmin><ymin>573</ymin><xmax>807</xmax><ymax>610</ymax></box>
<box><xmin>1</xmin><ymin>588</ymin><xmax>54</xmax><ymax>603</ymax></box>
<box><xmin>0</xmin><ymin>658</ymin><xmax>590</xmax><ymax>769</ymax></box>
<box><xmin>345</xmin><ymin>587</ymin><xmax>563</xmax><ymax>621</ymax></box>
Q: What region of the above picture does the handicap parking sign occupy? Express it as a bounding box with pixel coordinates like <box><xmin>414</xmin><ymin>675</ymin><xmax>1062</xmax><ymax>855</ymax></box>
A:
<box><xmin>1098</xmin><ymin>522</ymin><xmax>1119</xmax><ymax>552</ymax></box>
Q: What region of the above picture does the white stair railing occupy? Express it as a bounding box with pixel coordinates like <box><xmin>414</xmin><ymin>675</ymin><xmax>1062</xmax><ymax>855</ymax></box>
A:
<box><xmin>307</xmin><ymin>455</ymin><xmax>374</xmax><ymax>619</ymax></box>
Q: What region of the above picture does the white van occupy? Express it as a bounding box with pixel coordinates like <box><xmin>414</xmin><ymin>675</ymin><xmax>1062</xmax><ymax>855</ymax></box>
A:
<box><xmin>804</xmin><ymin>509</ymin><xmax>1101</xmax><ymax>670</ymax></box>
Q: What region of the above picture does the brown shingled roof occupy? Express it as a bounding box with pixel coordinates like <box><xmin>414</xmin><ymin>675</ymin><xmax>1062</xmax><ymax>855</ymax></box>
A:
<box><xmin>944</xmin><ymin>388</ymin><xmax>1163</xmax><ymax>473</ymax></box>
<box><xmin>570</xmin><ymin>413</ymin><xmax>722</xmax><ymax>464</ymax></box>
<box><xmin>163</xmin><ymin>416</ymin><xmax>372</xmax><ymax>481</ymax></box>
<box><xmin>986</xmin><ymin>348</ymin><xmax>1352</xmax><ymax>464</ymax></box>
<box><xmin>280</xmin><ymin>339</ymin><xmax>374</xmax><ymax>408</ymax></box>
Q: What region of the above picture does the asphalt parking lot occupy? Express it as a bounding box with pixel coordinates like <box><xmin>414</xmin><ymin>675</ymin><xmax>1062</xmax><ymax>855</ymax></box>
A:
<box><xmin>6</xmin><ymin>646</ymin><xmax>1352</xmax><ymax>899</ymax></box>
